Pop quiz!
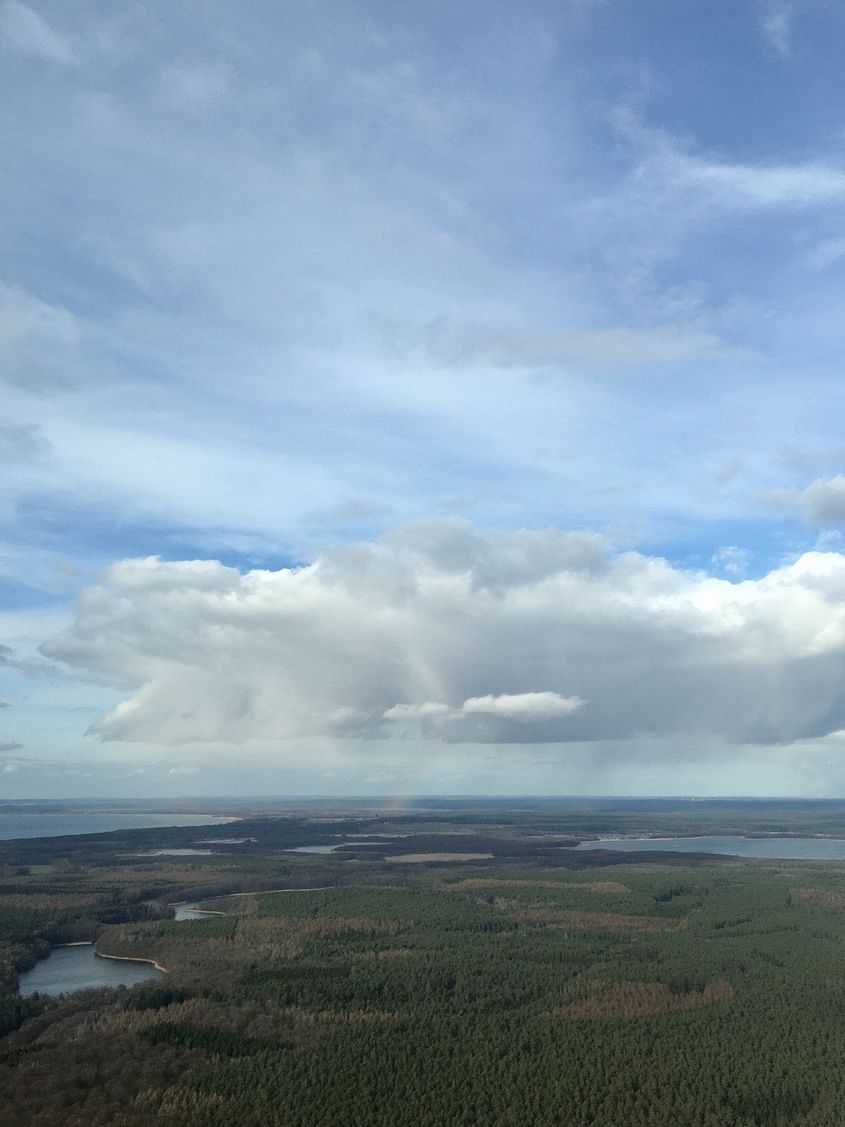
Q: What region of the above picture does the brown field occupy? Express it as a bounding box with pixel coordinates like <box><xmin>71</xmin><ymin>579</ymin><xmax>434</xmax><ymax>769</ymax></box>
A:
<box><xmin>446</xmin><ymin>878</ymin><xmax>628</xmax><ymax>893</ymax></box>
<box><xmin>549</xmin><ymin>978</ymin><xmax>734</xmax><ymax>1019</ymax></box>
<box><xmin>58</xmin><ymin>996</ymin><xmax>397</xmax><ymax>1047</ymax></box>
<box><xmin>789</xmin><ymin>888</ymin><xmax>845</xmax><ymax>907</ymax></box>
<box><xmin>355</xmin><ymin>947</ymin><xmax>416</xmax><ymax>960</ymax></box>
<box><xmin>512</xmin><ymin>908</ymin><xmax>676</xmax><ymax>932</ymax></box>
<box><xmin>386</xmin><ymin>852</ymin><xmax>494</xmax><ymax>863</ymax></box>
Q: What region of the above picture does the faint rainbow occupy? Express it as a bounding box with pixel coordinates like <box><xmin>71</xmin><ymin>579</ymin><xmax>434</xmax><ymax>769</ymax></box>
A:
<box><xmin>381</xmin><ymin>793</ymin><xmax>414</xmax><ymax>813</ymax></box>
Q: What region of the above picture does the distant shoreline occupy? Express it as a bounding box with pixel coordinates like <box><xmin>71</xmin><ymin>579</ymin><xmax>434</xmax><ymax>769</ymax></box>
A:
<box><xmin>0</xmin><ymin>811</ymin><xmax>239</xmax><ymax>842</ymax></box>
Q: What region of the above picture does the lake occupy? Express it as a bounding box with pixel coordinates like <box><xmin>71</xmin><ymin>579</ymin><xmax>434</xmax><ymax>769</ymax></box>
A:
<box><xmin>18</xmin><ymin>945</ymin><xmax>161</xmax><ymax>997</ymax></box>
<box><xmin>139</xmin><ymin>848</ymin><xmax>216</xmax><ymax>856</ymax></box>
<box><xmin>0</xmin><ymin>812</ymin><xmax>236</xmax><ymax>841</ymax></box>
<box><xmin>572</xmin><ymin>835</ymin><xmax>845</xmax><ymax>859</ymax></box>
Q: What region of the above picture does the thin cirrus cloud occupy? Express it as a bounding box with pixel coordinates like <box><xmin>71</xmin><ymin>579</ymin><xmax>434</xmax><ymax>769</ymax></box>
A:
<box><xmin>0</xmin><ymin>283</ymin><xmax>81</xmax><ymax>391</ymax></box>
<box><xmin>680</xmin><ymin>158</ymin><xmax>845</xmax><ymax>208</ymax></box>
<box><xmin>759</xmin><ymin>1</ymin><xmax>794</xmax><ymax>56</ymax></box>
<box><xmin>404</xmin><ymin>319</ymin><xmax>723</xmax><ymax>371</ymax></box>
<box><xmin>617</xmin><ymin>110</ymin><xmax>845</xmax><ymax>211</ymax></box>
<box><xmin>0</xmin><ymin>1</ymin><xmax>77</xmax><ymax>66</ymax></box>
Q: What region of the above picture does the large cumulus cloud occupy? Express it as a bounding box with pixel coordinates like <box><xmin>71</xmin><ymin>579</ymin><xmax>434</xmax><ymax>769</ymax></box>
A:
<box><xmin>40</xmin><ymin>521</ymin><xmax>845</xmax><ymax>748</ymax></box>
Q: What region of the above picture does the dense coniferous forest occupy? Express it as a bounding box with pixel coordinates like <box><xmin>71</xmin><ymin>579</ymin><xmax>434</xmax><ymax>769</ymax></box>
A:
<box><xmin>3</xmin><ymin>802</ymin><xmax>845</xmax><ymax>1125</ymax></box>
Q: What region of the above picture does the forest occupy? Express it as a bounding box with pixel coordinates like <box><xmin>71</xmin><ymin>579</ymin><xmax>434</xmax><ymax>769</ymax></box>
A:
<box><xmin>2</xmin><ymin>801</ymin><xmax>845</xmax><ymax>1125</ymax></box>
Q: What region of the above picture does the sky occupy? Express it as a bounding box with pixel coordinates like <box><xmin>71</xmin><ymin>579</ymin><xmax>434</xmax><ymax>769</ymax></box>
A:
<box><xmin>4</xmin><ymin>0</ymin><xmax>845</xmax><ymax>798</ymax></box>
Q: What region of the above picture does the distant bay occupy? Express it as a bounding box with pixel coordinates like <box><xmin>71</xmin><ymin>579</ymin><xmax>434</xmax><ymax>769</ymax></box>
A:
<box><xmin>0</xmin><ymin>812</ymin><xmax>236</xmax><ymax>841</ymax></box>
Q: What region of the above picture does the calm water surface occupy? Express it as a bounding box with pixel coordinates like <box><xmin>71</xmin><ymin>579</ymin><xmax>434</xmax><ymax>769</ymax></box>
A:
<box><xmin>287</xmin><ymin>840</ymin><xmax>385</xmax><ymax>854</ymax></box>
<box><xmin>0</xmin><ymin>813</ymin><xmax>236</xmax><ymax>841</ymax></box>
<box><xmin>140</xmin><ymin>848</ymin><xmax>216</xmax><ymax>856</ymax></box>
<box><xmin>572</xmin><ymin>835</ymin><xmax>845</xmax><ymax>859</ymax></box>
<box><xmin>18</xmin><ymin>945</ymin><xmax>161</xmax><ymax>997</ymax></box>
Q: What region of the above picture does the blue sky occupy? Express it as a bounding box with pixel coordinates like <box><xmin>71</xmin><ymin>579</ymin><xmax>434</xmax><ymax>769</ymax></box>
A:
<box><xmin>5</xmin><ymin>0</ymin><xmax>845</xmax><ymax>798</ymax></box>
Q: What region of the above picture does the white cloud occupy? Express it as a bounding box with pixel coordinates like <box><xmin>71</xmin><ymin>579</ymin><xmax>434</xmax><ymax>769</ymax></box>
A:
<box><xmin>383</xmin><ymin>691</ymin><xmax>584</xmax><ymax>735</ymax></box>
<box><xmin>461</xmin><ymin>692</ymin><xmax>583</xmax><ymax>719</ymax></box>
<box><xmin>39</xmin><ymin>522</ymin><xmax>845</xmax><ymax>750</ymax></box>
<box><xmin>760</xmin><ymin>1</ymin><xmax>794</xmax><ymax>56</ymax></box>
<box><xmin>384</xmin><ymin>702</ymin><xmax>453</xmax><ymax>720</ymax></box>
<box><xmin>682</xmin><ymin>158</ymin><xmax>845</xmax><ymax>208</ymax></box>
<box><xmin>618</xmin><ymin>110</ymin><xmax>845</xmax><ymax>211</ymax></box>
<box><xmin>0</xmin><ymin>1</ymin><xmax>76</xmax><ymax>64</ymax></box>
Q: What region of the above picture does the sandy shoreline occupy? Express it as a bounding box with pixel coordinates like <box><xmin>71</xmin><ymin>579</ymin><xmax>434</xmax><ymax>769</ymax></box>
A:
<box><xmin>96</xmin><ymin>950</ymin><xmax>168</xmax><ymax>973</ymax></box>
